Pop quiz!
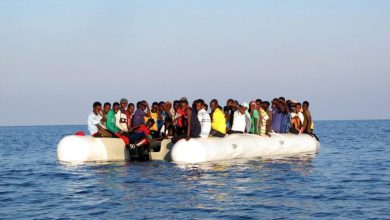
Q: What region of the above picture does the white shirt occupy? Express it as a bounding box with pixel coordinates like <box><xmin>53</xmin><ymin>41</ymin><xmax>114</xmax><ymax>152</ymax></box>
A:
<box><xmin>88</xmin><ymin>112</ymin><xmax>102</xmax><ymax>135</ymax></box>
<box><xmin>115</xmin><ymin>110</ymin><xmax>129</xmax><ymax>132</ymax></box>
<box><xmin>232</xmin><ymin>110</ymin><xmax>246</xmax><ymax>132</ymax></box>
<box><xmin>297</xmin><ymin>112</ymin><xmax>304</xmax><ymax>125</ymax></box>
<box><xmin>197</xmin><ymin>108</ymin><xmax>211</xmax><ymax>137</ymax></box>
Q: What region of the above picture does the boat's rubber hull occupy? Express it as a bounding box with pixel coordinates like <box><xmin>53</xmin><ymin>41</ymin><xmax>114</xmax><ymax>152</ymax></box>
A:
<box><xmin>171</xmin><ymin>133</ymin><xmax>320</xmax><ymax>163</ymax></box>
<box><xmin>56</xmin><ymin>134</ymin><xmax>319</xmax><ymax>163</ymax></box>
<box><xmin>57</xmin><ymin>136</ymin><xmax>128</xmax><ymax>163</ymax></box>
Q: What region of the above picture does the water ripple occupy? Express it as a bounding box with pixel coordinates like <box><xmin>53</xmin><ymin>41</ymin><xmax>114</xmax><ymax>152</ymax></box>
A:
<box><xmin>0</xmin><ymin>122</ymin><xmax>389</xmax><ymax>219</ymax></box>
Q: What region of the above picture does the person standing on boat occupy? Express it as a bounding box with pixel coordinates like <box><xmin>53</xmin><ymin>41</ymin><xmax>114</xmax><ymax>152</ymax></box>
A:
<box><xmin>195</xmin><ymin>99</ymin><xmax>211</xmax><ymax>138</ymax></box>
<box><xmin>88</xmin><ymin>101</ymin><xmax>112</xmax><ymax>137</ymax></box>
<box><xmin>209</xmin><ymin>99</ymin><xmax>226</xmax><ymax>137</ymax></box>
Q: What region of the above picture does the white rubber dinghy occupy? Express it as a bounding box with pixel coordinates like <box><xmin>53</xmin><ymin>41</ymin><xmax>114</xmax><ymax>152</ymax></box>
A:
<box><xmin>171</xmin><ymin>133</ymin><xmax>320</xmax><ymax>163</ymax></box>
<box><xmin>57</xmin><ymin>136</ymin><xmax>129</xmax><ymax>163</ymax></box>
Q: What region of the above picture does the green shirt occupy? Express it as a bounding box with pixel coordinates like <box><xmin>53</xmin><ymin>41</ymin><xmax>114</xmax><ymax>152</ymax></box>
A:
<box><xmin>250</xmin><ymin>110</ymin><xmax>259</xmax><ymax>134</ymax></box>
<box><xmin>106</xmin><ymin>109</ymin><xmax>120</xmax><ymax>133</ymax></box>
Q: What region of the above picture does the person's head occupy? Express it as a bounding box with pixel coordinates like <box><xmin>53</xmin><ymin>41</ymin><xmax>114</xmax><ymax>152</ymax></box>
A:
<box><xmin>226</xmin><ymin>99</ymin><xmax>233</xmax><ymax>106</ymax></box>
<box><xmin>278</xmin><ymin>97</ymin><xmax>285</xmax><ymax>102</ymax></box>
<box><xmin>141</xmin><ymin>100</ymin><xmax>148</xmax><ymax>111</ymax></box>
<box><xmin>250</xmin><ymin>101</ymin><xmax>256</xmax><ymax>111</ymax></box>
<box><xmin>210</xmin><ymin>99</ymin><xmax>219</xmax><ymax>111</ymax></box>
<box><xmin>120</xmin><ymin>98</ymin><xmax>128</xmax><ymax>110</ymax></box>
<box><xmin>272</xmin><ymin>99</ymin><xmax>279</xmax><ymax>108</ymax></box>
<box><xmin>255</xmin><ymin>99</ymin><xmax>262</xmax><ymax>110</ymax></box>
<box><xmin>93</xmin><ymin>101</ymin><xmax>102</xmax><ymax>115</ymax></box>
<box><xmin>152</xmin><ymin>102</ymin><xmax>159</xmax><ymax>112</ymax></box>
<box><xmin>204</xmin><ymin>103</ymin><xmax>208</xmax><ymax>111</ymax></box>
<box><xmin>159</xmin><ymin>101</ymin><xmax>165</xmax><ymax>112</ymax></box>
<box><xmin>146</xmin><ymin>118</ymin><xmax>155</xmax><ymax>129</ymax></box>
<box><xmin>136</xmin><ymin>101</ymin><xmax>142</xmax><ymax>109</ymax></box>
<box><xmin>165</xmin><ymin>101</ymin><xmax>172</xmax><ymax>111</ymax></box>
<box><xmin>127</xmin><ymin>103</ymin><xmax>135</xmax><ymax>113</ymax></box>
<box><xmin>173</xmin><ymin>100</ymin><xmax>180</xmax><ymax>111</ymax></box>
<box><xmin>279</xmin><ymin>100</ymin><xmax>288</xmax><ymax>113</ymax></box>
<box><xmin>242</xmin><ymin>102</ymin><xmax>249</xmax><ymax>111</ymax></box>
<box><xmin>103</xmin><ymin>102</ymin><xmax>111</xmax><ymax>114</ymax></box>
<box><xmin>180</xmin><ymin>99</ymin><xmax>189</xmax><ymax>110</ymax></box>
<box><xmin>295</xmin><ymin>103</ymin><xmax>302</xmax><ymax>113</ymax></box>
<box><xmin>195</xmin><ymin>99</ymin><xmax>205</xmax><ymax>112</ymax></box>
<box><xmin>113</xmin><ymin>102</ymin><xmax>120</xmax><ymax>113</ymax></box>
<box><xmin>302</xmin><ymin>101</ymin><xmax>310</xmax><ymax>110</ymax></box>
<box><xmin>262</xmin><ymin>101</ymin><xmax>270</xmax><ymax>110</ymax></box>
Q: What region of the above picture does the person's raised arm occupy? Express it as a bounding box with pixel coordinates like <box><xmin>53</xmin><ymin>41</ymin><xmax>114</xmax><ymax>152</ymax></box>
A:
<box><xmin>229</xmin><ymin>102</ymin><xmax>246</xmax><ymax>114</ymax></box>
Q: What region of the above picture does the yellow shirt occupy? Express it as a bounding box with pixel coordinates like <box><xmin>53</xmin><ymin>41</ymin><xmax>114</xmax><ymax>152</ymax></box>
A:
<box><xmin>144</xmin><ymin>112</ymin><xmax>158</xmax><ymax>131</ymax></box>
<box><xmin>212</xmin><ymin>108</ymin><xmax>226</xmax><ymax>134</ymax></box>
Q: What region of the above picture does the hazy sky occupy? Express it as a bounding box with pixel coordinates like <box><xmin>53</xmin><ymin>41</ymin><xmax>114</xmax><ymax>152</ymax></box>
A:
<box><xmin>1</xmin><ymin>0</ymin><xmax>389</xmax><ymax>126</ymax></box>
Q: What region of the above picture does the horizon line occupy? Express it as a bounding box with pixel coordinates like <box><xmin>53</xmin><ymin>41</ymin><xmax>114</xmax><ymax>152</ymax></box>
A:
<box><xmin>0</xmin><ymin>118</ymin><xmax>389</xmax><ymax>128</ymax></box>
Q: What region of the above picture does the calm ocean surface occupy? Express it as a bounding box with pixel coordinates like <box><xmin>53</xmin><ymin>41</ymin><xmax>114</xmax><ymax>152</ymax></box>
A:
<box><xmin>0</xmin><ymin>120</ymin><xmax>389</xmax><ymax>219</ymax></box>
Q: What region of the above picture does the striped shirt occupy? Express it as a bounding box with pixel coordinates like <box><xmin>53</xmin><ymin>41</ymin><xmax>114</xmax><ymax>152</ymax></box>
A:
<box><xmin>259</xmin><ymin>108</ymin><xmax>269</xmax><ymax>135</ymax></box>
<box><xmin>197</xmin><ymin>108</ymin><xmax>211</xmax><ymax>137</ymax></box>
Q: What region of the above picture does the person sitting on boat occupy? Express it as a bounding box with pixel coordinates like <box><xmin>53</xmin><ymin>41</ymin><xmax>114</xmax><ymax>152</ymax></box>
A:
<box><xmin>160</xmin><ymin>117</ymin><xmax>174</xmax><ymax>139</ymax></box>
<box><xmin>127</xmin><ymin>119</ymin><xmax>155</xmax><ymax>149</ymax></box>
<box><xmin>258</xmin><ymin>102</ymin><xmax>269</xmax><ymax>136</ymax></box>
<box><xmin>195</xmin><ymin>99</ymin><xmax>211</xmax><ymax>138</ymax></box>
<box><xmin>279</xmin><ymin>99</ymin><xmax>291</xmax><ymax>133</ymax></box>
<box><xmin>144</xmin><ymin>102</ymin><xmax>160</xmax><ymax>138</ymax></box>
<box><xmin>209</xmin><ymin>99</ymin><xmax>226</xmax><ymax>137</ymax></box>
<box><xmin>87</xmin><ymin>102</ymin><xmax>113</xmax><ymax>137</ymax></box>
<box><xmin>225</xmin><ymin>98</ymin><xmax>235</xmax><ymax>133</ymax></box>
<box><xmin>289</xmin><ymin>105</ymin><xmax>301</xmax><ymax>134</ymax></box>
<box><xmin>301</xmin><ymin>101</ymin><xmax>313</xmax><ymax>134</ymax></box>
<box><xmin>262</xmin><ymin>101</ymin><xmax>272</xmax><ymax>136</ymax></box>
<box><xmin>249</xmin><ymin>101</ymin><xmax>260</xmax><ymax>134</ymax></box>
<box><xmin>101</xmin><ymin>102</ymin><xmax>111</xmax><ymax>129</ymax></box>
<box><xmin>242</xmin><ymin>102</ymin><xmax>252</xmax><ymax>133</ymax></box>
<box><xmin>157</xmin><ymin>101</ymin><xmax>167</xmax><ymax>131</ymax></box>
<box><xmin>228</xmin><ymin>100</ymin><xmax>248</xmax><ymax>134</ymax></box>
<box><xmin>223</xmin><ymin>106</ymin><xmax>231</xmax><ymax>131</ymax></box>
<box><xmin>132</xmin><ymin>101</ymin><xmax>151</xmax><ymax>128</ymax></box>
<box><xmin>106</xmin><ymin>102</ymin><xmax>121</xmax><ymax>134</ymax></box>
<box><xmin>294</xmin><ymin>102</ymin><xmax>304</xmax><ymax>127</ymax></box>
<box><xmin>271</xmin><ymin>99</ymin><xmax>283</xmax><ymax>133</ymax></box>
<box><xmin>115</xmin><ymin>98</ymin><xmax>129</xmax><ymax>133</ymax></box>
<box><xmin>126</xmin><ymin>103</ymin><xmax>135</xmax><ymax>132</ymax></box>
<box><xmin>187</xmin><ymin>100</ymin><xmax>201</xmax><ymax>140</ymax></box>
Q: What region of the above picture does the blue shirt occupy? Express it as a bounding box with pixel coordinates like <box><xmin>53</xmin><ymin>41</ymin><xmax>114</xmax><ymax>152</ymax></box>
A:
<box><xmin>272</xmin><ymin>108</ymin><xmax>282</xmax><ymax>133</ymax></box>
<box><xmin>132</xmin><ymin>109</ymin><xmax>146</xmax><ymax>128</ymax></box>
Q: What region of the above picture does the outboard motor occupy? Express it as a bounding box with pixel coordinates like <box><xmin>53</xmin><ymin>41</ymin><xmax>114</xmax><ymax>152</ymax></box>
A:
<box><xmin>126</xmin><ymin>138</ymin><xmax>151</xmax><ymax>161</ymax></box>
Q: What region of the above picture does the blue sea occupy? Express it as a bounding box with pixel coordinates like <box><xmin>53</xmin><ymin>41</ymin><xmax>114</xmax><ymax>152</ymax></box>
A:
<box><xmin>0</xmin><ymin>120</ymin><xmax>389</xmax><ymax>219</ymax></box>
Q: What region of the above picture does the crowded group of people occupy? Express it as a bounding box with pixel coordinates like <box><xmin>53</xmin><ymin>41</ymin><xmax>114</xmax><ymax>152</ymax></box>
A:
<box><xmin>87</xmin><ymin>97</ymin><xmax>315</xmax><ymax>147</ymax></box>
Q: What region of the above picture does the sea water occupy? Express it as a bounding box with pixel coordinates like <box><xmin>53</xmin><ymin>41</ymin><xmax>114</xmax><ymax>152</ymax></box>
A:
<box><xmin>0</xmin><ymin>120</ymin><xmax>389</xmax><ymax>219</ymax></box>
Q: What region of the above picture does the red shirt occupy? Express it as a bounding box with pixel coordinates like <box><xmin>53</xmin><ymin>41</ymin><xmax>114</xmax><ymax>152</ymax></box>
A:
<box><xmin>136</xmin><ymin>124</ymin><xmax>150</xmax><ymax>137</ymax></box>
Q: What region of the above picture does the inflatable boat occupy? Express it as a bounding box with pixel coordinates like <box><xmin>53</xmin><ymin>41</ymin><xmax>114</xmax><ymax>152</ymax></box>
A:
<box><xmin>56</xmin><ymin>133</ymin><xmax>319</xmax><ymax>163</ymax></box>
